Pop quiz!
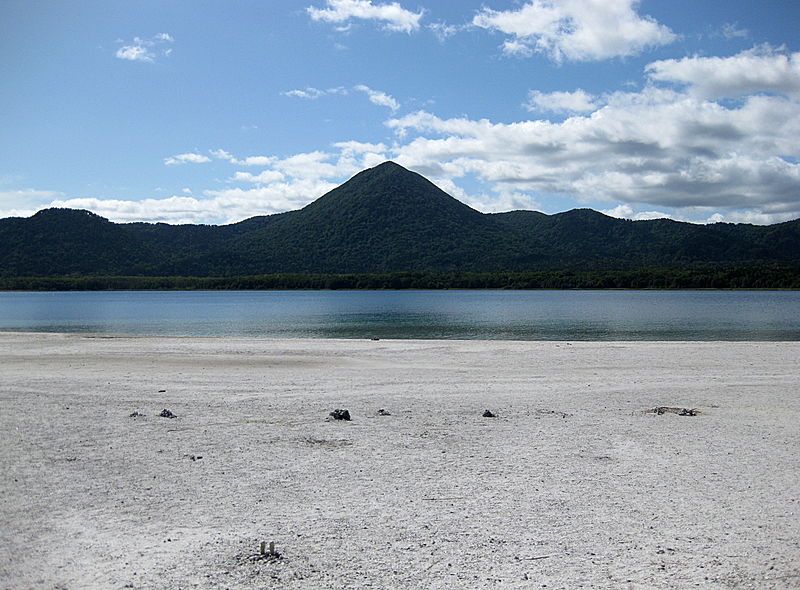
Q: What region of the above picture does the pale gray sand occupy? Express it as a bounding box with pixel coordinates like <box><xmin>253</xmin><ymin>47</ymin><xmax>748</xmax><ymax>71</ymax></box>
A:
<box><xmin>1</xmin><ymin>333</ymin><xmax>798</xmax><ymax>589</ymax></box>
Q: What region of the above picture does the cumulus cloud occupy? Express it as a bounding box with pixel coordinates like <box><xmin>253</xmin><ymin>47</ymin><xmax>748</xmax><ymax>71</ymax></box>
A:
<box><xmin>646</xmin><ymin>45</ymin><xmax>800</xmax><ymax>99</ymax></box>
<box><xmin>601</xmin><ymin>203</ymin><xmax>672</xmax><ymax>221</ymax></box>
<box><xmin>36</xmin><ymin>145</ymin><xmax>391</xmax><ymax>224</ymax></box>
<box><xmin>38</xmin><ymin>181</ymin><xmax>342</xmax><ymax>225</ymax></box>
<box><xmin>0</xmin><ymin>189</ymin><xmax>64</xmax><ymax>219</ymax></box>
<box><xmin>232</xmin><ymin>170</ymin><xmax>286</xmax><ymax>184</ymax></box>
<box><xmin>525</xmin><ymin>89</ymin><xmax>599</xmax><ymax>113</ymax></box>
<box><xmin>386</xmin><ymin>59</ymin><xmax>800</xmax><ymax>223</ymax></box>
<box><xmin>164</xmin><ymin>153</ymin><xmax>212</xmax><ymax>165</ymax></box>
<box><xmin>472</xmin><ymin>0</ymin><xmax>676</xmax><ymax>62</ymax></box>
<box><xmin>46</xmin><ymin>196</ymin><xmax>217</xmax><ymax>225</ymax></box>
<box><xmin>115</xmin><ymin>33</ymin><xmax>174</xmax><ymax>63</ymax></box>
<box><xmin>307</xmin><ymin>0</ymin><xmax>424</xmax><ymax>33</ymax></box>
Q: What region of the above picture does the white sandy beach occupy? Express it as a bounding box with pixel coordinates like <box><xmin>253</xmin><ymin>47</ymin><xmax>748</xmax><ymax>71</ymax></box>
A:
<box><xmin>1</xmin><ymin>333</ymin><xmax>798</xmax><ymax>589</ymax></box>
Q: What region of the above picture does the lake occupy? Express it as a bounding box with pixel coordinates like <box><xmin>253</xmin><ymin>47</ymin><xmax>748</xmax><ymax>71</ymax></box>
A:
<box><xmin>1</xmin><ymin>290</ymin><xmax>799</xmax><ymax>340</ymax></box>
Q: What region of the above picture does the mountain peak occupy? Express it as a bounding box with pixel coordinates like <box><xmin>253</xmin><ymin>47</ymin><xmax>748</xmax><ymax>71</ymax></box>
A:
<box><xmin>371</xmin><ymin>160</ymin><xmax>404</xmax><ymax>170</ymax></box>
<box><xmin>305</xmin><ymin>159</ymin><xmax>479</xmax><ymax>222</ymax></box>
<box><xmin>348</xmin><ymin>160</ymin><xmax>422</xmax><ymax>184</ymax></box>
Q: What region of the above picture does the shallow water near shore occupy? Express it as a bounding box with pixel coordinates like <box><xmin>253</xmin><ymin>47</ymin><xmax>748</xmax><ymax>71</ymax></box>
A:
<box><xmin>2</xmin><ymin>289</ymin><xmax>799</xmax><ymax>340</ymax></box>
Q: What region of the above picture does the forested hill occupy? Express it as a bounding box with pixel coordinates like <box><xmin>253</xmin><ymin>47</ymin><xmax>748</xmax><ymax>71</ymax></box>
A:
<box><xmin>1</xmin><ymin>161</ymin><xmax>799</xmax><ymax>278</ymax></box>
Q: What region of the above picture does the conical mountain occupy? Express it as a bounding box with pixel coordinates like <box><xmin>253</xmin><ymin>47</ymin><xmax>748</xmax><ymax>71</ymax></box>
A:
<box><xmin>197</xmin><ymin>161</ymin><xmax>539</xmax><ymax>274</ymax></box>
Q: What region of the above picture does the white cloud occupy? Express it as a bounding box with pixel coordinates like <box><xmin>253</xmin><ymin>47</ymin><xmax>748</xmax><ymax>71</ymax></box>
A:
<box><xmin>232</xmin><ymin>170</ymin><xmax>286</xmax><ymax>184</ymax></box>
<box><xmin>720</xmin><ymin>23</ymin><xmax>748</xmax><ymax>40</ymax></box>
<box><xmin>472</xmin><ymin>0</ymin><xmax>676</xmax><ymax>62</ymax></box>
<box><xmin>601</xmin><ymin>204</ymin><xmax>672</xmax><ymax>221</ymax></box>
<box><xmin>164</xmin><ymin>153</ymin><xmax>212</xmax><ymax>165</ymax></box>
<box><xmin>239</xmin><ymin>156</ymin><xmax>274</xmax><ymax>166</ymax></box>
<box><xmin>204</xmin><ymin>180</ymin><xmax>341</xmax><ymax>222</ymax></box>
<box><xmin>646</xmin><ymin>45</ymin><xmax>800</xmax><ymax>99</ymax></box>
<box><xmin>525</xmin><ymin>89</ymin><xmax>599</xmax><ymax>113</ymax></box>
<box><xmin>0</xmin><ymin>189</ymin><xmax>64</xmax><ymax>219</ymax></box>
<box><xmin>428</xmin><ymin>22</ymin><xmax>462</xmax><ymax>42</ymax></box>
<box><xmin>211</xmin><ymin>150</ymin><xmax>274</xmax><ymax>166</ymax></box>
<box><xmin>46</xmin><ymin>196</ymin><xmax>214</xmax><ymax>224</ymax></box>
<box><xmin>333</xmin><ymin>140</ymin><xmax>387</xmax><ymax>154</ymax></box>
<box><xmin>704</xmin><ymin>209</ymin><xmax>799</xmax><ymax>225</ymax></box>
<box><xmin>56</xmin><ymin>146</ymin><xmax>394</xmax><ymax>224</ymax></box>
<box><xmin>0</xmin><ymin>188</ymin><xmax>62</xmax><ymax>205</ymax></box>
<box><xmin>40</xmin><ymin>180</ymin><xmax>341</xmax><ymax>225</ymax></box>
<box><xmin>307</xmin><ymin>0</ymin><xmax>424</xmax><ymax>33</ymax></box>
<box><xmin>283</xmin><ymin>84</ymin><xmax>399</xmax><ymax>111</ymax></box>
<box><xmin>282</xmin><ymin>87</ymin><xmax>326</xmax><ymax>99</ymax></box>
<box><xmin>115</xmin><ymin>33</ymin><xmax>174</xmax><ymax>63</ymax></box>
<box><xmin>354</xmin><ymin>84</ymin><xmax>400</xmax><ymax>111</ymax></box>
<box><xmin>386</xmin><ymin>72</ymin><xmax>800</xmax><ymax>222</ymax></box>
<box><xmin>115</xmin><ymin>44</ymin><xmax>153</xmax><ymax>62</ymax></box>
<box><xmin>272</xmin><ymin>151</ymin><xmax>348</xmax><ymax>179</ymax></box>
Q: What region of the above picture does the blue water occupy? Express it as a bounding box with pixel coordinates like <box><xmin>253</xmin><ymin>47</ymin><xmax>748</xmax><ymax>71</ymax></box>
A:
<box><xmin>0</xmin><ymin>290</ymin><xmax>798</xmax><ymax>340</ymax></box>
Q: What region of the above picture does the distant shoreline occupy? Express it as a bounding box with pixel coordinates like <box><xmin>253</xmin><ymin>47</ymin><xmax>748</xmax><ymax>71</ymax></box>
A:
<box><xmin>2</xmin><ymin>266</ymin><xmax>799</xmax><ymax>291</ymax></box>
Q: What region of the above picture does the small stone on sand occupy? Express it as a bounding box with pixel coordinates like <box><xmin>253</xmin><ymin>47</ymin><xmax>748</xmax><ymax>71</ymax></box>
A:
<box><xmin>329</xmin><ymin>409</ymin><xmax>351</xmax><ymax>421</ymax></box>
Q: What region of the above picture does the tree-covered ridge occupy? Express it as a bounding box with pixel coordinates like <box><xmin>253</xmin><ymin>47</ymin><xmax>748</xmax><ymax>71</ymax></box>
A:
<box><xmin>2</xmin><ymin>267</ymin><xmax>799</xmax><ymax>291</ymax></box>
<box><xmin>1</xmin><ymin>162</ymin><xmax>799</xmax><ymax>279</ymax></box>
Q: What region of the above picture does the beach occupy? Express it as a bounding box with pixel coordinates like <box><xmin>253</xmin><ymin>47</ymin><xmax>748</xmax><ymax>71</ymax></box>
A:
<box><xmin>1</xmin><ymin>333</ymin><xmax>798</xmax><ymax>589</ymax></box>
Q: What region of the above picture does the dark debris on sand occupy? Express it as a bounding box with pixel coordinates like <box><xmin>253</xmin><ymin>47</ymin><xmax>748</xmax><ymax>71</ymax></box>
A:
<box><xmin>648</xmin><ymin>406</ymin><xmax>699</xmax><ymax>416</ymax></box>
<box><xmin>329</xmin><ymin>409</ymin><xmax>351</xmax><ymax>421</ymax></box>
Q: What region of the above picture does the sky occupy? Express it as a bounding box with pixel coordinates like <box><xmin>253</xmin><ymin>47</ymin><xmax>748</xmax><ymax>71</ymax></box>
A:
<box><xmin>1</xmin><ymin>0</ymin><xmax>799</xmax><ymax>226</ymax></box>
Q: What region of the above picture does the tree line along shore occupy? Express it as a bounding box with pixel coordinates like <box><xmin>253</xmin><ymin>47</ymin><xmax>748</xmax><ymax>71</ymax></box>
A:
<box><xmin>2</xmin><ymin>266</ymin><xmax>799</xmax><ymax>291</ymax></box>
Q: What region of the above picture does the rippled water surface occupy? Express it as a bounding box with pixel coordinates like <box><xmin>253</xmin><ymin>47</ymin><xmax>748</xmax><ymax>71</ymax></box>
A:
<box><xmin>1</xmin><ymin>290</ymin><xmax>799</xmax><ymax>340</ymax></box>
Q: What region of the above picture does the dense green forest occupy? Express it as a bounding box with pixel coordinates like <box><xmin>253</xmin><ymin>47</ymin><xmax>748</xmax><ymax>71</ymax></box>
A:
<box><xmin>2</xmin><ymin>266</ymin><xmax>798</xmax><ymax>291</ymax></box>
<box><xmin>1</xmin><ymin>162</ymin><xmax>798</xmax><ymax>288</ymax></box>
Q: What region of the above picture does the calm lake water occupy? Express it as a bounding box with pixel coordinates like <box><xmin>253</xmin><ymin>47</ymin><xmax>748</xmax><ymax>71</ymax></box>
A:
<box><xmin>1</xmin><ymin>290</ymin><xmax>799</xmax><ymax>340</ymax></box>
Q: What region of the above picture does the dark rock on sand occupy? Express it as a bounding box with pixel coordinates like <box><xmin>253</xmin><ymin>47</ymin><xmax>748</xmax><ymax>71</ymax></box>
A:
<box><xmin>648</xmin><ymin>406</ymin><xmax>698</xmax><ymax>416</ymax></box>
<box><xmin>377</xmin><ymin>409</ymin><xmax>392</xmax><ymax>416</ymax></box>
<box><xmin>329</xmin><ymin>409</ymin><xmax>351</xmax><ymax>421</ymax></box>
<box><xmin>159</xmin><ymin>409</ymin><xmax>177</xmax><ymax>419</ymax></box>
<box><xmin>483</xmin><ymin>410</ymin><xmax>496</xmax><ymax>418</ymax></box>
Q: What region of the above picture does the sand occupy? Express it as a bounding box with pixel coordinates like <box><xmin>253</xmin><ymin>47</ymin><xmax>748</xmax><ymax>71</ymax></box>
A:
<box><xmin>1</xmin><ymin>333</ymin><xmax>799</xmax><ymax>589</ymax></box>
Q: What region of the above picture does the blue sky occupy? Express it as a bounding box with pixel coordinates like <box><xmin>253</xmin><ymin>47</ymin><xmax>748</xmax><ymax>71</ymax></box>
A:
<box><xmin>1</xmin><ymin>0</ymin><xmax>798</xmax><ymax>225</ymax></box>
